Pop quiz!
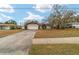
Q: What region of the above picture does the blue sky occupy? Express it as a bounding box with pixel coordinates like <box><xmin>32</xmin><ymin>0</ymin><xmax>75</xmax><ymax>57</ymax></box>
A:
<box><xmin>0</xmin><ymin>4</ymin><xmax>79</xmax><ymax>25</ymax></box>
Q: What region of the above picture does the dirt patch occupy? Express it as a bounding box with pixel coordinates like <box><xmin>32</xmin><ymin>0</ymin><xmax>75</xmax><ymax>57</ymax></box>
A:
<box><xmin>0</xmin><ymin>30</ymin><xmax>23</xmax><ymax>38</ymax></box>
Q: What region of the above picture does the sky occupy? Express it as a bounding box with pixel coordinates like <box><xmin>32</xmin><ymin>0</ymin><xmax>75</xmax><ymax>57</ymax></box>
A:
<box><xmin>0</xmin><ymin>4</ymin><xmax>79</xmax><ymax>25</ymax></box>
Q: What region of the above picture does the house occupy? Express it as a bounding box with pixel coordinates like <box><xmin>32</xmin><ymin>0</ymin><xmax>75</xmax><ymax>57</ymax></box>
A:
<box><xmin>65</xmin><ymin>22</ymin><xmax>79</xmax><ymax>28</ymax></box>
<box><xmin>24</xmin><ymin>21</ymin><xmax>39</xmax><ymax>30</ymax></box>
<box><xmin>71</xmin><ymin>22</ymin><xmax>79</xmax><ymax>28</ymax></box>
<box><xmin>0</xmin><ymin>24</ymin><xmax>16</xmax><ymax>30</ymax></box>
<box><xmin>24</xmin><ymin>21</ymin><xmax>50</xmax><ymax>30</ymax></box>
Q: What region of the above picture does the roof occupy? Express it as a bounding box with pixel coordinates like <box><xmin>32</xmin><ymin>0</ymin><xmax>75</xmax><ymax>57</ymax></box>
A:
<box><xmin>0</xmin><ymin>24</ymin><xmax>16</xmax><ymax>27</ymax></box>
<box><xmin>67</xmin><ymin>22</ymin><xmax>79</xmax><ymax>25</ymax></box>
<box><xmin>25</xmin><ymin>21</ymin><xmax>39</xmax><ymax>25</ymax></box>
<box><xmin>25</xmin><ymin>21</ymin><xmax>50</xmax><ymax>26</ymax></box>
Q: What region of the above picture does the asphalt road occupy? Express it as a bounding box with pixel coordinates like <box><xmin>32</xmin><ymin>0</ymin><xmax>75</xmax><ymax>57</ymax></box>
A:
<box><xmin>0</xmin><ymin>30</ymin><xmax>36</xmax><ymax>55</ymax></box>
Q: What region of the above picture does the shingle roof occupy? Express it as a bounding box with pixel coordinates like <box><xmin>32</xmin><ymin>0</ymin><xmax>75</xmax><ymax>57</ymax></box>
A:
<box><xmin>0</xmin><ymin>24</ymin><xmax>16</xmax><ymax>27</ymax></box>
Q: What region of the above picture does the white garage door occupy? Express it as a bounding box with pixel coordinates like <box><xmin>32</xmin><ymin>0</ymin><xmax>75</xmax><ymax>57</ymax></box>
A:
<box><xmin>27</xmin><ymin>24</ymin><xmax>38</xmax><ymax>30</ymax></box>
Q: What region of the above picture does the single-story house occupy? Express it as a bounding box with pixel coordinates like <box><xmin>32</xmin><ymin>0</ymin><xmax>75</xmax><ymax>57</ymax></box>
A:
<box><xmin>72</xmin><ymin>23</ymin><xmax>79</xmax><ymax>28</ymax></box>
<box><xmin>65</xmin><ymin>22</ymin><xmax>79</xmax><ymax>28</ymax></box>
<box><xmin>0</xmin><ymin>24</ymin><xmax>16</xmax><ymax>30</ymax></box>
<box><xmin>24</xmin><ymin>21</ymin><xmax>50</xmax><ymax>30</ymax></box>
<box><xmin>24</xmin><ymin>21</ymin><xmax>39</xmax><ymax>30</ymax></box>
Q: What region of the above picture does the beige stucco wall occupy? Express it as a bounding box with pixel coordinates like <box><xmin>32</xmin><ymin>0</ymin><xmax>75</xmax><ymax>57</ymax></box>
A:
<box><xmin>0</xmin><ymin>26</ymin><xmax>10</xmax><ymax>30</ymax></box>
<box><xmin>27</xmin><ymin>24</ymin><xmax>38</xmax><ymax>30</ymax></box>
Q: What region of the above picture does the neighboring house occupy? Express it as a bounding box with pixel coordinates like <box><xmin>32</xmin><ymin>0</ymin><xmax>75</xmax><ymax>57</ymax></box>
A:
<box><xmin>71</xmin><ymin>22</ymin><xmax>79</xmax><ymax>28</ymax></box>
<box><xmin>0</xmin><ymin>24</ymin><xmax>16</xmax><ymax>30</ymax></box>
<box><xmin>65</xmin><ymin>22</ymin><xmax>79</xmax><ymax>28</ymax></box>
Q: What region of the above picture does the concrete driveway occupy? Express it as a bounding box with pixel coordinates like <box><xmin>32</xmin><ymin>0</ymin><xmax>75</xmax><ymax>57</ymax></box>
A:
<box><xmin>0</xmin><ymin>30</ymin><xmax>36</xmax><ymax>55</ymax></box>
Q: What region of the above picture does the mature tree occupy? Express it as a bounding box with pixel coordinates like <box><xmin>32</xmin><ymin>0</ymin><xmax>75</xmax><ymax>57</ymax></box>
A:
<box><xmin>4</xmin><ymin>20</ymin><xmax>17</xmax><ymax>29</ymax></box>
<box><xmin>5</xmin><ymin>20</ymin><xmax>17</xmax><ymax>25</ymax></box>
<box><xmin>75</xmin><ymin>15</ymin><xmax>79</xmax><ymax>22</ymax></box>
<box><xmin>62</xmin><ymin>10</ymin><xmax>76</xmax><ymax>23</ymax></box>
<box><xmin>48</xmin><ymin>4</ymin><xmax>63</xmax><ymax>29</ymax></box>
<box><xmin>41</xmin><ymin>19</ymin><xmax>49</xmax><ymax>29</ymax></box>
<box><xmin>48</xmin><ymin>4</ymin><xmax>76</xmax><ymax>29</ymax></box>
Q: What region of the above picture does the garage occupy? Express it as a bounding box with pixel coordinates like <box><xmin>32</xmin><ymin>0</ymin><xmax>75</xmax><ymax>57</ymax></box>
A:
<box><xmin>27</xmin><ymin>24</ymin><xmax>38</xmax><ymax>30</ymax></box>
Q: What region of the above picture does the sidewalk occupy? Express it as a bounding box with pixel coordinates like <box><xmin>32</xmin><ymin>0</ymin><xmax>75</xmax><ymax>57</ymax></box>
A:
<box><xmin>33</xmin><ymin>37</ymin><xmax>79</xmax><ymax>44</ymax></box>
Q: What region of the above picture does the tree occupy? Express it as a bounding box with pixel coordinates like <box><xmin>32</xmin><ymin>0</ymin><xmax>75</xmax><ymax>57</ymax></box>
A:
<box><xmin>48</xmin><ymin>4</ymin><xmax>63</xmax><ymax>29</ymax></box>
<box><xmin>4</xmin><ymin>20</ymin><xmax>17</xmax><ymax>30</ymax></box>
<box><xmin>62</xmin><ymin>10</ymin><xmax>76</xmax><ymax>23</ymax></box>
<box><xmin>5</xmin><ymin>20</ymin><xmax>17</xmax><ymax>25</ymax></box>
<box><xmin>41</xmin><ymin>19</ymin><xmax>48</xmax><ymax>29</ymax></box>
<box><xmin>75</xmin><ymin>15</ymin><xmax>79</xmax><ymax>22</ymax></box>
<box><xmin>48</xmin><ymin>4</ymin><xmax>76</xmax><ymax>29</ymax></box>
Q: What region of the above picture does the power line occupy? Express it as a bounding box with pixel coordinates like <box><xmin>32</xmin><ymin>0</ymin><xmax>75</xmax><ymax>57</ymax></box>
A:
<box><xmin>0</xmin><ymin>8</ymin><xmax>79</xmax><ymax>9</ymax></box>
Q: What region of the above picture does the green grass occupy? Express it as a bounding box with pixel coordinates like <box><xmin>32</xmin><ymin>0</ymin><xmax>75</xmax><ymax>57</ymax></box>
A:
<box><xmin>29</xmin><ymin>44</ymin><xmax>79</xmax><ymax>55</ymax></box>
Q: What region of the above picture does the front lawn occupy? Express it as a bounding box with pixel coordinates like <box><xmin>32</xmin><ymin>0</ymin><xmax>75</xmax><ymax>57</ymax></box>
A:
<box><xmin>29</xmin><ymin>44</ymin><xmax>79</xmax><ymax>55</ymax></box>
<box><xmin>35</xmin><ymin>29</ymin><xmax>79</xmax><ymax>38</ymax></box>
<box><xmin>0</xmin><ymin>30</ymin><xmax>23</xmax><ymax>38</ymax></box>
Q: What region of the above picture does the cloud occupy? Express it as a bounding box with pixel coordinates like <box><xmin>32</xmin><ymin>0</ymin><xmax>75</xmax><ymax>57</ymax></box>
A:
<box><xmin>34</xmin><ymin>4</ymin><xmax>53</xmax><ymax>13</ymax></box>
<box><xmin>0</xmin><ymin>2</ymin><xmax>14</xmax><ymax>22</ymax></box>
<box><xmin>0</xmin><ymin>13</ymin><xmax>13</xmax><ymax>22</ymax></box>
<box><xmin>0</xmin><ymin>13</ymin><xmax>13</xmax><ymax>19</ymax></box>
<box><xmin>0</xmin><ymin>2</ymin><xmax>14</xmax><ymax>13</ymax></box>
<box><xmin>24</xmin><ymin>12</ymin><xmax>44</xmax><ymax>21</ymax></box>
<box><xmin>0</xmin><ymin>18</ymin><xmax>3</xmax><ymax>22</ymax></box>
